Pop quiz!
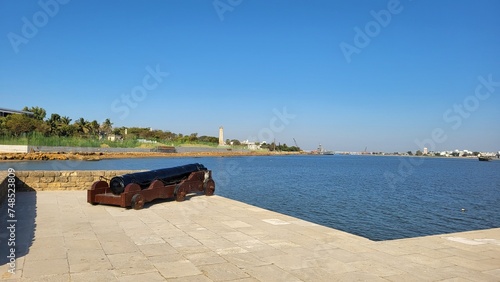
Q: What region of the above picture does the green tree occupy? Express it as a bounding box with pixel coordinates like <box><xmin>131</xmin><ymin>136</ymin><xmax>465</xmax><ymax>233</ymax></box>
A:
<box><xmin>60</xmin><ymin>116</ymin><xmax>71</xmax><ymax>125</ymax></box>
<box><xmin>74</xmin><ymin>118</ymin><xmax>89</xmax><ymax>135</ymax></box>
<box><xmin>46</xmin><ymin>113</ymin><xmax>62</xmax><ymax>135</ymax></box>
<box><xmin>112</xmin><ymin>128</ymin><xmax>122</xmax><ymax>135</ymax></box>
<box><xmin>163</xmin><ymin>131</ymin><xmax>176</xmax><ymax>141</ymax></box>
<box><xmin>128</xmin><ymin>127</ymin><xmax>151</xmax><ymax>139</ymax></box>
<box><xmin>22</xmin><ymin>106</ymin><xmax>46</xmax><ymax>121</ymax></box>
<box><xmin>35</xmin><ymin>121</ymin><xmax>50</xmax><ymax>135</ymax></box>
<box><xmin>0</xmin><ymin>117</ymin><xmax>7</xmax><ymax>135</ymax></box>
<box><xmin>262</xmin><ymin>142</ymin><xmax>276</xmax><ymax>151</ymax></box>
<box><xmin>4</xmin><ymin>114</ymin><xmax>37</xmax><ymax>136</ymax></box>
<box><xmin>415</xmin><ymin>150</ymin><xmax>423</xmax><ymax>156</ymax></box>
<box><xmin>47</xmin><ymin>113</ymin><xmax>61</xmax><ymax>124</ymax></box>
<box><xmin>198</xmin><ymin>136</ymin><xmax>218</xmax><ymax>144</ymax></box>
<box><xmin>188</xmin><ymin>133</ymin><xmax>198</xmax><ymax>142</ymax></box>
<box><xmin>59</xmin><ymin>116</ymin><xmax>74</xmax><ymax>136</ymax></box>
<box><xmin>101</xmin><ymin>118</ymin><xmax>113</xmax><ymax>135</ymax></box>
<box><xmin>89</xmin><ymin>120</ymin><xmax>100</xmax><ymax>136</ymax></box>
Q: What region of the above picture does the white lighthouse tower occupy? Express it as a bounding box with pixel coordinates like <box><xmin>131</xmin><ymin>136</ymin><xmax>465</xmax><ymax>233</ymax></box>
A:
<box><xmin>218</xmin><ymin>126</ymin><xmax>224</xmax><ymax>146</ymax></box>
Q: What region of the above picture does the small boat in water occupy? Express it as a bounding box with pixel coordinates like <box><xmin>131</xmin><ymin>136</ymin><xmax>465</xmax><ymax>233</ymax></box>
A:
<box><xmin>317</xmin><ymin>144</ymin><xmax>335</xmax><ymax>155</ymax></box>
<box><xmin>478</xmin><ymin>156</ymin><xmax>492</xmax><ymax>161</ymax></box>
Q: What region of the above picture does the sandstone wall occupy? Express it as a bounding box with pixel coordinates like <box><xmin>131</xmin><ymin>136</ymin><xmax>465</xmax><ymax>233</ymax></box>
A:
<box><xmin>13</xmin><ymin>170</ymin><xmax>142</xmax><ymax>191</ymax></box>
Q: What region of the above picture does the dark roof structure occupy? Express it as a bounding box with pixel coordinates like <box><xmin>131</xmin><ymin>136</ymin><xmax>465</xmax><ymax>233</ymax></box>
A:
<box><xmin>0</xmin><ymin>107</ymin><xmax>34</xmax><ymax>117</ymax></box>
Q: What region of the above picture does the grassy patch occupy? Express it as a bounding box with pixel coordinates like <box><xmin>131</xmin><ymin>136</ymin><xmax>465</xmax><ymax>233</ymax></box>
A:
<box><xmin>0</xmin><ymin>133</ymin><xmax>222</xmax><ymax>148</ymax></box>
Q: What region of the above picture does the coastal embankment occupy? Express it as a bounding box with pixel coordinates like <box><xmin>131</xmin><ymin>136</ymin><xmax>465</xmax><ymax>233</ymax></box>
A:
<box><xmin>0</xmin><ymin>150</ymin><xmax>302</xmax><ymax>161</ymax></box>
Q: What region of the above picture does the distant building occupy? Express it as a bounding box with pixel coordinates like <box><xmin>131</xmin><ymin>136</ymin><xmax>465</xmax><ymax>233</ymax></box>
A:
<box><xmin>241</xmin><ymin>140</ymin><xmax>260</xmax><ymax>150</ymax></box>
<box><xmin>423</xmin><ymin>147</ymin><xmax>428</xmax><ymax>155</ymax></box>
<box><xmin>107</xmin><ymin>134</ymin><xmax>122</xmax><ymax>142</ymax></box>
<box><xmin>0</xmin><ymin>107</ymin><xmax>34</xmax><ymax>117</ymax></box>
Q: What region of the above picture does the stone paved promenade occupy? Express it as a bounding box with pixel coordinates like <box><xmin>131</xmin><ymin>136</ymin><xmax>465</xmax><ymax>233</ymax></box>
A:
<box><xmin>1</xmin><ymin>191</ymin><xmax>499</xmax><ymax>281</ymax></box>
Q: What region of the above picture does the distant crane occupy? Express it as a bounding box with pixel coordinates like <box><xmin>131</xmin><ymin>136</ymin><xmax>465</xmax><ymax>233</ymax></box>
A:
<box><xmin>293</xmin><ymin>138</ymin><xmax>299</xmax><ymax>148</ymax></box>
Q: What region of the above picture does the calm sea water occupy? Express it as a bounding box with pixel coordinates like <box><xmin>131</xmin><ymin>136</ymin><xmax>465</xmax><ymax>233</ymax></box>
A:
<box><xmin>2</xmin><ymin>155</ymin><xmax>499</xmax><ymax>241</ymax></box>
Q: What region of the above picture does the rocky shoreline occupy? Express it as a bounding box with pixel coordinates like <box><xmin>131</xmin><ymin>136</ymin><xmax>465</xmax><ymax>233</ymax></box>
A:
<box><xmin>0</xmin><ymin>150</ymin><xmax>302</xmax><ymax>161</ymax></box>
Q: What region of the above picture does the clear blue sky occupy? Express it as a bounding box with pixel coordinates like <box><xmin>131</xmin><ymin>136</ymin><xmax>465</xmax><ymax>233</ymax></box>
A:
<box><xmin>1</xmin><ymin>0</ymin><xmax>499</xmax><ymax>152</ymax></box>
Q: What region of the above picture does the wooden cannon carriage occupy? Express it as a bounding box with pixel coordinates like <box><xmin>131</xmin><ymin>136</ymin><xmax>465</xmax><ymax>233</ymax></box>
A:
<box><xmin>87</xmin><ymin>163</ymin><xmax>215</xmax><ymax>210</ymax></box>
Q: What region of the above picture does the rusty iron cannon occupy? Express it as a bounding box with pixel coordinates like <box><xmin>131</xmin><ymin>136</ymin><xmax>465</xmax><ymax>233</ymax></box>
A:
<box><xmin>87</xmin><ymin>163</ymin><xmax>215</xmax><ymax>210</ymax></box>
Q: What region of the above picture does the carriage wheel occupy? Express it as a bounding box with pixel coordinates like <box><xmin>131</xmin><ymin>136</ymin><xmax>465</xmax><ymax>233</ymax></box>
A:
<box><xmin>131</xmin><ymin>194</ymin><xmax>145</xmax><ymax>210</ymax></box>
<box><xmin>175</xmin><ymin>191</ymin><xmax>186</xmax><ymax>202</ymax></box>
<box><xmin>204</xmin><ymin>179</ymin><xmax>215</xmax><ymax>196</ymax></box>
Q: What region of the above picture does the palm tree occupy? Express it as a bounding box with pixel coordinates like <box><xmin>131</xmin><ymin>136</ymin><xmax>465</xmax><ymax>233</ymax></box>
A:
<box><xmin>60</xmin><ymin>116</ymin><xmax>71</xmax><ymax>125</ymax></box>
<box><xmin>101</xmin><ymin>118</ymin><xmax>113</xmax><ymax>135</ymax></box>
<box><xmin>74</xmin><ymin>117</ymin><xmax>89</xmax><ymax>135</ymax></box>
<box><xmin>58</xmin><ymin>116</ymin><xmax>73</xmax><ymax>136</ymax></box>
<box><xmin>46</xmin><ymin>114</ymin><xmax>61</xmax><ymax>135</ymax></box>
<box><xmin>22</xmin><ymin>106</ymin><xmax>46</xmax><ymax>121</ymax></box>
<box><xmin>89</xmin><ymin>120</ymin><xmax>100</xmax><ymax>136</ymax></box>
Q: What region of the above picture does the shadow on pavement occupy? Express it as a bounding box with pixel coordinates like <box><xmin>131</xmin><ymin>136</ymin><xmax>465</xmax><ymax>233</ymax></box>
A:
<box><xmin>0</xmin><ymin>177</ymin><xmax>36</xmax><ymax>267</ymax></box>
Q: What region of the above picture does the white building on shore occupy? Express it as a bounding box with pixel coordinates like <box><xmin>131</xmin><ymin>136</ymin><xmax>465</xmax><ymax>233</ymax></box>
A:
<box><xmin>241</xmin><ymin>140</ymin><xmax>260</xmax><ymax>150</ymax></box>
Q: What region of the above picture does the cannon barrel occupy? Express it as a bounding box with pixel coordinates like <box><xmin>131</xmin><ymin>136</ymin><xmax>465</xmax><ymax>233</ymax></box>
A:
<box><xmin>109</xmin><ymin>163</ymin><xmax>207</xmax><ymax>195</ymax></box>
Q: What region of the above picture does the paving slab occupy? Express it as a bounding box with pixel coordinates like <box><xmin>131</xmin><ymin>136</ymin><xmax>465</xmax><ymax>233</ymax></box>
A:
<box><xmin>0</xmin><ymin>191</ymin><xmax>499</xmax><ymax>281</ymax></box>
<box><xmin>154</xmin><ymin>260</ymin><xmax>202</xmax><ymax>278</ymax></box>
<box><xmin>198</xmin><ymin>262</ymin><xmax>250</xmax><ymax>281</ymax></box>
<box><xmin>70</xmin><ymin>270</ymin><xmax>118</xmax><ymax>282</ymax></box>
<box><xmin>183</xmin><ymin>251</ymin><xmax>227</xmax><ymax>266</ymax></box>
<box><xmin>67</xmin><ymin>248</ymin><xmax>112</xmax><ymax>273</ymax></box>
